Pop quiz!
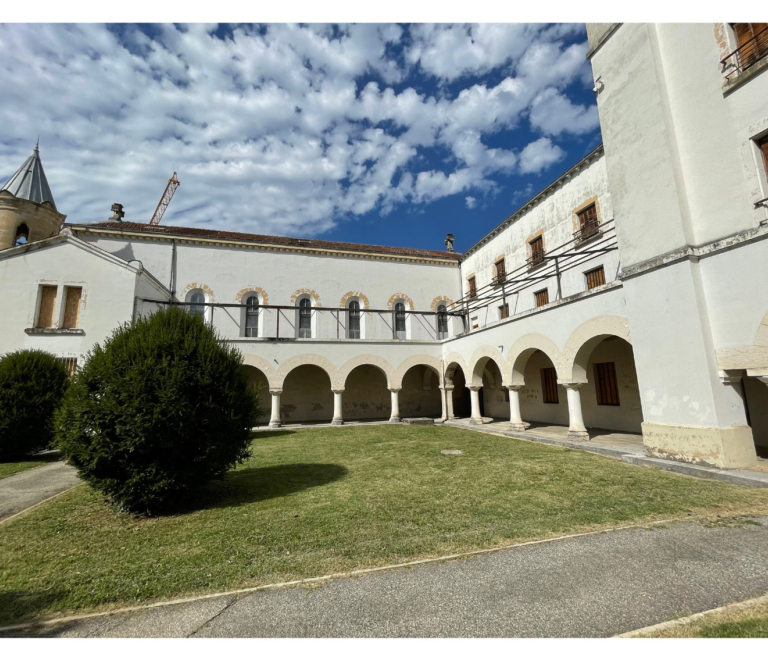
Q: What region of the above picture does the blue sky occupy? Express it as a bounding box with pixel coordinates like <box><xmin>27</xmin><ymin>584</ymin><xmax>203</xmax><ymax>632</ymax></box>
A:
<box><xmin>0</xmin><ymin>23</ymin><xmax>601</xmax><ymax>253</ymax></box>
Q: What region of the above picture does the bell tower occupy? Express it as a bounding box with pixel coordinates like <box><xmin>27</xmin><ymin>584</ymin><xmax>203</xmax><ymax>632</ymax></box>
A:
<box><xmin>0</xmin><ymin>142</ymin><xmax>66</xmax><ymax>250</ymax></box>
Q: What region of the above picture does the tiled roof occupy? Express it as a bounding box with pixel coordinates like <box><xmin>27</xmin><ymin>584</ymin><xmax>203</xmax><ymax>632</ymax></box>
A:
<box><xmin>1</xmin><ymin>143</ymin><xmax>57</xmax><ymax>210</ymax></box>
<box><xmin>66</xmin><ymin>221</ymin><xmax>462</xmax><ymax>260</ymax></box>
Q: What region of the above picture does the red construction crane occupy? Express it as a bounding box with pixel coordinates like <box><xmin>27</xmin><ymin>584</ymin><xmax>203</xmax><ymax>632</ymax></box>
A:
<box><xmin>149</xmin><ymin>172</ymin><xmax>180</xmax><ymax>226</ymax></box>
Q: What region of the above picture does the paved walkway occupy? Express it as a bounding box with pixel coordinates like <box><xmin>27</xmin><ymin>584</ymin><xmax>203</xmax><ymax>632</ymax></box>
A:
<box><xmin>0</xmin><ymin>461</ymin><xmax>80</xmax><ymax>522</ymax></box>
<box><xmin>12</xmin><ymin>515</ymin><xmax>768</xmax><ymax>638</ymax></box>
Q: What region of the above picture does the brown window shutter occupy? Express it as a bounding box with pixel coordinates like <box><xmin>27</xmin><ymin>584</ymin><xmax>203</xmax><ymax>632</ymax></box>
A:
<box><xmin>585</xmin><ymin>266</ymin><xmax>606</xmax><ymax>290</ymax></box>
<box><xmin>468</xmin><ymin>277</ymin><xmax>477</xmax><ymax>298</ymax></box>
<box><xmin>760</xmin><ymin>136</ymin><xmax>768</xmax><ymax>178</ymax></box>
<box><xmin>62</xmin><ymin>287</ymin><xmax>83</xmax><ymax>329</ymax></box>
<box><xmin>541</xmin><ymin>367</ymin><xmax>559</xmax><ymax>404</ymax></box>
<box><xmin>594</xmin><ymin>362</ymin><xmax>620</xmax><ymax>406</ymax></box>
<box><xmin>535</xmin><ymin>289</ymin><xmax>549</xmax><ymax>307</ymax></box>
<box><xmin>37</xmin><ymin>285</ymin><xmax>57</xmax><ymax>328</ymax></box>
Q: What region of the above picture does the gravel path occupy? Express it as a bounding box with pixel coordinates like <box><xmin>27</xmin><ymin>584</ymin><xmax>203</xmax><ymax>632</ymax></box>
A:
<box><xmin>0</xmin><ymin>461</ymin><xmax>80</xmax><ymax>522</ymax></box>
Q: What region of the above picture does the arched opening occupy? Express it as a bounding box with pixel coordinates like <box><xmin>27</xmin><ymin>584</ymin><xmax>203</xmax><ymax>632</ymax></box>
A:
<box><xmin>185</xmin><ymin>288</ymin><xmax>207</xmax><ymax>322</ymax></box>
<box><xmin>479</xmin><ymin>358</ymin><xmax>505</xmax><ymax>420</ymax></box>
<box><xmin>243</xmin><ymin>365</ymin><xmax>271</xmax><ymax>425</ymax></box>
<box><xmin>394</xmin><ymin>301</ymin><xmax>407</xmax><ymax>340</ymax></box>
<box><xmin>740</xmin><ymin>376</ymin><xmax>768</xmax><ymax>458</ymax></box>
<box><xmin>281</xmin><ymin>364</ymin><xmax>333</xmax><ymax>424</ymax></box>
<box><xmin>14</xmin><ymin>223</ymin><xmax>29</xmax><ymax>246</ymax></box>
<box><xmin>242</xmin><ymin>294</ymin><xmax>260</xmax><ymax>337</ymax></box>
<box><xmin>446</xmin><ymin>363</ymin><xmax>471</xmax><ymax>418</ymax></box>
<box><xmin>347</xmin><ymin>299</ymin><xmax>362</xmax><ymax>339</ymax></box>
<box><xmin>399</xmin><ymin>364</ymin><xmax>442</xmax><ymax>418</ymax></box>
<box><xmin>436</xmin><ymin>304</ymin><xmax>449</xmax><ymax>340</ymax></box>
<box><xmin>519</xmin><ymin>350</ymin><xmax>569</xmax><ymax>427</ymax></box>
<box><xmin>343</xmin><ymin>364</ymin><xmax>390</xmax><ymax>421</ymax></box>
<box><xmin>296</xmin><ymin>297</ymin><xmax>312</xmax><ymax>338</ymax></box>
<box><xmin>574</xmin><ymin>336</ymin><xmax>643</xmax><ymax>433</ymax></box>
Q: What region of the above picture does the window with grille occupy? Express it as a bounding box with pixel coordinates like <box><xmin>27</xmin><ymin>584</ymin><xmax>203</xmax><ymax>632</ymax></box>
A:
<box><xmin>535</xmin><ymin>289</ymin><xmax>549</xmax><ymax>308</ymax></box>
<box><xmin>56</xmin><ymin>357</ymin><xmax>78</xmax><ymax>377</ymax></box>
<box><xmin>348</xmin><ymin>300</ymin><xmax>361</xmax><ymax>339</ymax></box>
<box><xmin>541</xmin><ymin>367</ymin><xmax>559</xmax><ymax>404</ymax></box>
<box><xmin>529</xmin><ymin>236</ymin><xmax>544</xmax><ymax>267</ymax></box>
<box><xmin>576</xmin><ymin>204</ymin><xmax>599</xmax><ymax>241</ymax></box>
<box><xmin>394</xmin><ymin>302</ymin><xmax>406</xmax><ymax>339</ymax></box>
<box><xmin>468</xmin><ymin>276</ymin><xmax>477</xmax><ymax>298</ymax></box>
<box><xmin>594</xmin><ymin>362</ymin><xmax>620</xmax><ymax>406</ymax></box>
<box><xmin>494</xmin><ymin>258</ymin><xmax>506</xmax><ymax>284</ymax></box>
<box><xmin>244</xmin><ymin>295</ymin><xmax>259</xmax><ymax>337</ymax></box>
<box><xmin>498</xmin><ymin>303</ymin><xmax>509</xmax><ymax>319</ymax></box>
<box><xmin>298</xmin><ymin>297</ymin><xmax>312</xmax><ymax>338</ymax></box>
<box><xmin>585</xmin><ymin>266</ymin><xmax>606</xmax><ymax>290</ymax></box>
<box><xmin>62</xmin><ymin>287</ymin><xmax>82</xmax><ymax>329</ymax></box>
<box><xmin>37</xmin><ymin>285</ymin><xmax>57</xmax><ymax>328</ymax></box>
<box><xmin>437</xmin><ymin>304</ymin><xmax>448</xmax><ymax>339</ymax></box>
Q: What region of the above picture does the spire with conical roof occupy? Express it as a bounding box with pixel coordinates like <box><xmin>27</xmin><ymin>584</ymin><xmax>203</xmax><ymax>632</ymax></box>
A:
<box><xmin>1</xmin><ymin>143</ymin><xmax>57</xmax><ymax>210</ymax></box>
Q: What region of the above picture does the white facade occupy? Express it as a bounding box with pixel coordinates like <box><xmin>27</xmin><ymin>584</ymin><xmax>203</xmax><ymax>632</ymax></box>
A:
<box><xmin>2</xmin><ymin>23</ymin><xmax>768</xmax><ymax>468</ymax></box>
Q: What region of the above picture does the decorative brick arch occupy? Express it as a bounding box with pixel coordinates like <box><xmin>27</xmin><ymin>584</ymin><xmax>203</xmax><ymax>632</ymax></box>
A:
<box><xmin>387</xmin><ymin>293</ymin><xmax>414</xmax><ymax>310</ymax></box>
<box><xmin>338</xmin><ymin>354</ymin><xmax>395</xmax><ymax>389</ymax></box>
<box><xmin>430</xmin><ymin>296</ymin><xmax>456</xmax><ymax>312</ymax></box>
<box><xmin>391</xmin><ymin>354</ymin><xmax>443</xmax><ymax>390</ymax></box>
<box><xmin>181</xmin><ymin>282</ymin><xmax>215</xmax><ymax>302</ymax></box>
<box><xmin>339</xmin><ymin>291</ymin><xmax>370</xmax><ymax>309</ymax></box>
<box><xmin>506</xmin><ymin>334</ymin><xmax>565</xmax><ymax>385</ymax></box>
<box><xmin>274</xmin><ymin>353</ymin><xmax>339</xmax><ymax>390</ymax></box>
<box><xmin>469</xmin><ymin>345</ymin><xmax>511</xmax><ymax>388</ymax></box>
<box><xmin>561</xmin><ymin>315</ymin><xmax>632</xmax><ymax>383</ymax></box>
<box><xmin>290</xmin><ymin>288</ymin><xmax>322</xmax><ymax>307</ymax></box>
<box><xmin>236</xmin><ymin>286</ymin><xmax>269</xmax><ymax>305</ymax></box>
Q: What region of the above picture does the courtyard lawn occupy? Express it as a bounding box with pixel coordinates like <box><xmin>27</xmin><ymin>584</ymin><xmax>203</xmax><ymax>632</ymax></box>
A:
<box><xmin>0</xmin><ymin>459</ymin><xmax>47</xmax><ymax>480</ymax></box>
<box><xmin>640</xmin><ymin>597</ymin><xmax>768</xmax><ymax>637</ymax></box>
<box><xmin>2</xmin><ymin>425</ymin><xmax>768</xmax><ymax>625</ymax></box>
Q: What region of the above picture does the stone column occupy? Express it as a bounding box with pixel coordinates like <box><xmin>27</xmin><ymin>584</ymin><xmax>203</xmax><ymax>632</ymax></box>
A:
<box><xmin>332</xmin><ymin>389</ymin><xmax>344</xmax><ymax>426</ymax></box>
<box><xmin>389</xmin><ymin>388</ymin><xmax>401</xmax><ymax>423</ymax></box>
<box><xmin>468</xmin><ymin>385</ymin><xmax>483</xmax><ymax>425</ymax></box>
<box><xmin>442</xmin><ymin>385</ymin><xmax>455</xmax><ymax>420</ymax></box>
<box><xmin>269</xmin><ymin>390</ymin><xmax>282</xmax><ymax>429</ymax></box>
<box><xmin>563</xmin><ymin>383</ymin><xmax>589</xmax><ymax>439</ymax></box>
<box><xmin>506</xmin><ymin>385</ymin><xmax>525</xmax><ymax>431</ymax></box>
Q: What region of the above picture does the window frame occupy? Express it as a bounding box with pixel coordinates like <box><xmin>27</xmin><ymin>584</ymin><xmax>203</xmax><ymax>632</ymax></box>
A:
<box><xmin>494</xmin><ymin>257</ymin><xmax>506</xmax><ymax>284</ymax></box>
<box><xmin>467</xmin><ymin>276</ymin><xmax>477</xmax><ymax>299</ymax></box>
<box><xmin>187</xmin><ymin>289</ymin><xmax>207</xmax><ymax>322</ymax></box>
<box><xmin>347</xmin><ymin>299</ymin><xmax>361</xmax><ymax>339</ymax></box>
<box><xmin>61</xmin><ymin>286</ymin><xmax>83</xmax><ymax>329</ymax></box>
<box><xmin>594</xmin><ymin>361</ymin><xmax>621</xmax><ymax>406</ymax></box>
<box><xmin>498</xmin><ymin>302</ymin><xmax>509</xmax><ymax>320</ymax></box>
<box><xmin>36</xmin><ymin>284</ymin><xmax>58</xmax><ymax>329</ymax></box>
<box><xmin>297</xmin><ymin>296</ymin><xmax>312</xmax><ymax>338</ymax></box>
<box><xmin>394</xmin><ymin>301</ymin><xmax>407</xmax><ymax>340</ymax></box>
<box><xmin>541</xmin><ymin>367</ymin><xmax>559</xmax><ymax>404</ymax></box>
<box><xmin>436</xmin><ymin>303</ymin><xmax>449</xmax><ymax>339</ymax></box>
<box><xmin>585</xmin><ymin>265</ymin><xmax>606</xmax><ymax>291</ymax></box>
<box><xmin>528</xmin><ymin>235</ymin><xmax>545</xmax><ymax>268</ymax></box>
<box><xmin>534</xmin><ymin>288</ymin><xmax>549</xmax><ymax>308</ymax></box>
<box><xmin>243</xmin><ymin>294</ymin><xmax>260</xmax><ymax>338</ymax></box>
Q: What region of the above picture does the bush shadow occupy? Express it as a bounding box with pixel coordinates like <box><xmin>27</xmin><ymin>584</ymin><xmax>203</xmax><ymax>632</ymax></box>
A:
<box><xmin>250</xmin><ymin>429</ymin><xmax>298</xmax><ymax>441</ymax></box>
<box><xmin>0</xmin><ymin>589</ymin><xmax>67</xmax><ymax>631</ymax></box>
<box><xmin>194</xmin><ymin>462</ymin><xmax>348</xmax><ymax>512</ymax></box>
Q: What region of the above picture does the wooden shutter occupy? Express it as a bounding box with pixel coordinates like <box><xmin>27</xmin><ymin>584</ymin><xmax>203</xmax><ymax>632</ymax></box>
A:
<box><xmin>468</xmin><ymin>277</ymin><xmax>477</xmax><ymax>298</ymax></box>
<box><xmin>499</xmin><ymin>303</ymin><xmax>509</xmax><ymax>319</ymax></box>
<box><xmin>495</xmin><ymin>258</ymin><xmax>506</xmax><ymax>282</ymax></box>
<box><xmin>733</xmin><ymin>23</ymin><xmax>768</xmax><ymax>67</ymax></box>
<box><xmin>62</xmin><ymin>287</ymin><xmax>82</xmax><ymax>329</ymax></box>
<box><xmin>535</xmin><ymin>289</ymin><xmax>549</xmax><ymax>307</ymax></box>
<box><xmin>530</xmin><ymin>236</ymin><xmax>543</xmax><ymax>258</ymax></box>
<box><xmin>594</xmin><ymin>362</ymin><xmax>620</xmax><ymax>406</ymax></box>
<box><xmin>578</xmin><ymin>204</ymin><xmax>597</xmax><ymax>230</ymax></box>
<box><xmin>541</xmin><ymin>367</ymin><xmax>559</xmax><ymax>404</ymax></box>
<box><xmin>37</xmin><ymin>285</ymin><xmax>57</xmax><ymax>328</ymax></box>
<box><xmin>585</xmin><ymin>266</ymin><xmax>606</xmax><ymax>290</ymax></box>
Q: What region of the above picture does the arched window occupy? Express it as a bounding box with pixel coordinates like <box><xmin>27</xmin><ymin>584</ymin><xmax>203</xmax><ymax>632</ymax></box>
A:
<box><xmin>188</xmin><ymin>290</ymin><xmax>206</xmax><ymax>320</ymax></box>
<box><xmin>437</xmin><ymin>304</ymin><xmax>448</xmax><ymax>339</ymax></box>
<box><xmin>297</xmin><ymin>297</ymin><xmax>312</xmax><ymax>338</ymax></box>
<box><xmin>14</xmin><ymin>223</ymin><xmax>29</xmax><ymax>246</ymax></box>
<box><xmin>244</xmin><ymin>295</ymin><xmax>259</xmax><ymax>337</ymax></box>
<box><xmin>394</xmin><ymin>302</ymin><xmax>406</xmax><ymax>340</ymax></box>
<box><xmin>348</xmin><ymin>300</ymin><xmax>361</xmax><ymax>339</ymax></box>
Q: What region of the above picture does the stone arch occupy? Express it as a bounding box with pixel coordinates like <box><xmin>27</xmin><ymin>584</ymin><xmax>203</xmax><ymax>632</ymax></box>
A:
<box><xmin>469</xmin><ymin>345</ymin><xmax>510</xmax><ymax>387</ymax></box>
<box><xmin>236</xmin><ymin>286</ymin><xmax>269</xmax><ymax>305</ymax></box>
<box><xmin>430</xmin><ymin>296</ymin><xmax>456</xmax><ymax>312</ymax></box>
<box><xmin>274</xmin><ymin>353</ymin><xmax>340</xmax><ymax>390</ymax></box>
<box><xmin>391</xmin><ymin>354</ymin><xmax>443</xmax><ymax>390</ymax></box>
<box><xmin>181</xmin><ymin>282</ymin><xmax>215</xmax><ymax>302</ymax></box>
<box><xmin>338</xmin><ymin>354</ymin><xmax>395</xmax><ymax>389</ymax></box>
<box><xmin>561</xmin><ymin>315</ymin><xmax>632</xmax><ymax>382</ymax></box>
<box><xmin>242</xmin><ymin>354</ymin><xmax>280</xmax><ymax>389</ymax></box>
<box><xmin>387</xmin><ymin>293</ymin><xmax>415</xmax><ymax>310</ymax></box>
<box><xmin>290</xmin><ymin>288</ymin><xmax>322</xmax><ymax>307</ymax></box>
<box><xmin>443</xmin><ymin>352</ymin><xmax>470</xmax><ymax>386</ymax></box>
<box><xmin>339</xmin><ymin>291</ymin><xmax>370</xmax><ymax>309</ymax></box>
<box><xmin>507</xmin><ymin>334</ymin><xmax>564</xmax><ymax>385</ymax></box>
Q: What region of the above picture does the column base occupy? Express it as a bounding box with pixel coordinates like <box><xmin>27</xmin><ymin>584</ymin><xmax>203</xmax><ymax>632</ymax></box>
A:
<box><xmin>268</xmin><ymin>422</ymin><xmax>281</xmax><ymax>429</ymax></box>
<box><xmin>508</xmin><ymin>422</ymin><xmax>526</xmax><ymax>432</ymax></box>
<box><xmin>469</xmin><ymin>418</ymin><xmax>485</xmax><ymax>425</ymax></box>
<box><xmin>331</xmin><ymin>419</ymin><xmax>344</xmax><ymax>426</ymax></box>
<box><xmin>389</xmin><ymin>416</ymin><xmax>401</xmax><ymax>423</ymax></box>
<box><xmin>567</xmin><ymin>429</ymin><xmax>589</xmax><ymax>440</ymax></box>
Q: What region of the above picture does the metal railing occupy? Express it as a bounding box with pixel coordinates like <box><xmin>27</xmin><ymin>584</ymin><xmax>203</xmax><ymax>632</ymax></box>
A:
<box><xmin>573</xmin><ymin>220</ymin><xmax>601</xmax><ymax>243</ymax></box>
<box><xmin>721</xmin><ymin>26</ymin><xmax>768</xmax><ymax>80</ymax></box>
<box><xmin>526</xmin><ymin>251</ymin><xmax>546</xmax><ymax>270</ymax></box>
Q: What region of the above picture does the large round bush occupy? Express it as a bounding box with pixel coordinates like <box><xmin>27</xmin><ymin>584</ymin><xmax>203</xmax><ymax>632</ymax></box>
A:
<box><xmin>0</xmin><ymin>349</ymin><xmax>70</xmax><ymax>460</ymax></box>
<box><xmin>56</xmin><ymin>306</ymin><xmax>261</xmax><ymax>514</ymax></box>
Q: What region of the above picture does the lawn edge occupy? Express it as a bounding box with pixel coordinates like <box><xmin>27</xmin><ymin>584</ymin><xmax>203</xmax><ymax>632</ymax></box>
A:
<box><xmin>0</xmin><ymin>514</ymin><xmax>689</xmax><ymax>634</ymax></box>
<box><xmin>0</xmin><ymin>484</ymin><xmax>81</xmax><ymax>526</ymax></box>
<box><xmin>614</xmin><ymin>591</ymin><xmax>768</xmax><ymax>638</ymax></box>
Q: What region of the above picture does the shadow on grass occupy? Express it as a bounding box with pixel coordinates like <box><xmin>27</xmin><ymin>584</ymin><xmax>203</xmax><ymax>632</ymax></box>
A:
<box><xmin>250</xmin><ymin>429</ymin><xmax>298</xmax><ymax>441</ymax></box>
<box><xmin>196</xmin><ymin>462</ymin><xmax>348</xmax><ymax>511</ymax></box>
<box><xmin>0</xmin><ymin>589</ymin><xmax>67</xmax><ymax>630</ymax></box>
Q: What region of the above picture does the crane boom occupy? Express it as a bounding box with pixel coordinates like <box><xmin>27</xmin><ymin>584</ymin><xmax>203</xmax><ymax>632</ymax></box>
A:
<box><xmin>149</xmin><ymin>172</ymin><xmax>180</xmax><ymax>226</ymax></box>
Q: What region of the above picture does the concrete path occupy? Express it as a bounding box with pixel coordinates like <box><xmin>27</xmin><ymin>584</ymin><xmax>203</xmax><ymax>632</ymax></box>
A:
<box><xmin>13</xmin><ymin>515</ymin><xmax>768</xmax><ymax>638</ymax></box>
<box><xmin>0</xmin><ymin>461</ymin><xmax>80</xmax><ymax>522</ymax></box>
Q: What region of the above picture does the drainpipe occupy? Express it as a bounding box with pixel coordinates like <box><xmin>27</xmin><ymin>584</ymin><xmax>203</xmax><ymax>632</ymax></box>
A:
<box><xmin>170</xmin><ymin>239</ymin><xmax>177</xmax><ymax>300</ymax></box>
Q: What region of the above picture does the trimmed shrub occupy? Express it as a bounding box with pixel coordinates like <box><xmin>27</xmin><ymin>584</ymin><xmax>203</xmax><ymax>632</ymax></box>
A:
<box><xmin>56</xmin><ymin>306</ymin><xmax>261</xmax><ymax>514</ymax></box>
<box><xmin>0</xmin><ymin>349</ymin><xmax>70</xmax><ymax>460</ymax></box>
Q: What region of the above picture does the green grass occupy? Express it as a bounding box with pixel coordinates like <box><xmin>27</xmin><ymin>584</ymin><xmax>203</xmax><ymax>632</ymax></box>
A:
<box><xmin>640</xmin><ymin>598</ymin><xmax>768</xmax><ymax>637</ymax></box>
<box><xmin>0</xmin><ymin>460</ymin><xmax>46</xmax><ymax>480</ymax></box>
<box><xmin>1</xmin><ymin>425</ymin><xmax>767</xmax><ymax>626</ymax></box>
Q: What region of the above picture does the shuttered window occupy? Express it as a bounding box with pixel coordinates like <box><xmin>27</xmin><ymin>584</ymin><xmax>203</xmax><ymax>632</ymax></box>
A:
<box><xmin>62</xmin><ymin>287</ymin><xmax>82</xmax><ymax>329</ymax></box>
<box><xmin>732</xmin><ymin>23</ymin><xmax>768</xmax><ymax>67</ymax></box>
<box><xmin>495</xmin><ymin>258</ymin><xmax>506</xmax><ymax>283</ymax></box>
<box><xmin>535</xmin><ymin>289</ymin><xmax>549</xmax><ymax>307</ymax></box>
<box><xmin>498</xmin><ymin>303</ymin><xmax>509</xmax><ymax>319</ymax></box>
<box><xmin>594</xmin><ymin>362</ymin><xmax>620</xmax><ymax>406</ymax></box>
<box><xmin>576</xmin><ymin>204</ymin><xmax>599</xmax><ymax>240</ymax></box>
<box><xmin>468</xmin><ymin>276</ymin><xmax>477</xmax><ymax>298</ymax></box>
<box><xmin>529</xmin><ymin>236</ymin><xmax>544</xmax><ymax>266</ymax></box>
<box><xmin>37</xmin><ymin>285</ymin><xmax>57</xmax><ymax>328</ymax></box>
<box><xmin>585</xmin><ymin>266</ymin><xmax>606</xmax><ymax>290</ymax></box>
<box><xmin>541</xmin><ymin>367</ymin><xmax>559</xmax><ymax>404</ymax></box>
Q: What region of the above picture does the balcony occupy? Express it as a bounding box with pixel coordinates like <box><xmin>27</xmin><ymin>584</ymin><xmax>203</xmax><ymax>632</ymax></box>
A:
<box><xmin>526</xmin><ymin>251</ymin><xmax>546</xmax><ymax>271</ymax></box>
<box><xmin>721</xmin><ymin>26</ymin><xmax>768</xmax><ymax>82</ymax></box>
<box><xmin>573</xmin><ymin>221</ymin><xmax>601</xmax><ymax>244</ymax></box>
<box><xmin>491</xmin><ymin>273</ymin><xmax>507</xmax><ymax>286</ymax></box>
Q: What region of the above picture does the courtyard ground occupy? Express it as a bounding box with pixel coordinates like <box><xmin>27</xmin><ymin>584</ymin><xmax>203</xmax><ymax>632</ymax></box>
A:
<box><xmin>1</xmin><ymin>425</ymin><xmax>768</xmax><ymax>628</ymax></box>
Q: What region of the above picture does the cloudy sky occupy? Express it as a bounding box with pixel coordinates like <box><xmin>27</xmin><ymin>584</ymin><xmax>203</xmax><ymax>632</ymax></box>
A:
<box><xmin>0</xmin><ymin>23</ymin><xmax>601</xmax><ymax>252</ymax></box>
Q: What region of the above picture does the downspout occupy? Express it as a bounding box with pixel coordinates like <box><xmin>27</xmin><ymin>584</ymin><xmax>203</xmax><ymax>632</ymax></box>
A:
<box><xmin>170</xmin><ymin>239</ymin><xmax>177</xmax><ymax>300</ymax></box>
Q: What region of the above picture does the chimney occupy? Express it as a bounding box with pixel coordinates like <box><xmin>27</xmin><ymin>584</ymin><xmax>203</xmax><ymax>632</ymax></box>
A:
<box><xmin>109</xmin><ymin>203</ymin><xmax>125</xmax><ymax>222</ymax></box>
<box><xmin>444</xmin><ymin>233</ymin><xmax>456</xmax><ymax>253</ymax></box>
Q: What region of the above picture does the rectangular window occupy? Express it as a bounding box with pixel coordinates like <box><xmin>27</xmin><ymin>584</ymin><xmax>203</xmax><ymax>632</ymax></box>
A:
<box><xmin>535</xmin><ymin>289</ymin><xmax>549</xmax><ymax>307</ymax></box>
<box><xmin>36</xmin><ymin>285</ymin><xmax>57</xmax><ymax>328</ymax></box>
<box><xmin>468</xmin><ymin>276</ymin><xmax>477</xmax><ymax>299</ymax></box>
<box><xmin>541</xmin><ymin>367</ymin><xmax>559</xmax><ymax>404</ymax></box>
<box><xmin>759</xmin><ymin>136</ymin><xmax>768</xmax><ymax>182</ymax></box>
<box><xmin>498</xmin><ymin>303</ymin><xmax>509</xmax><ymax>319</ymax></box>
<box><xmin>528</xmin><ymin>236</ymin><xmax>544</xmax><ymax>267</ymax></box>
<box><xmin>731</xmin><ymin>23</ymin><xmax>768</xmax><ymax>70</ymax></box>
<box><xmin>585</xmin><ymin>266</ymin><xmax>606</xmax><ymax>290</ymax></box>
<box><xmin>576</xmin><ymin>204</ymin><xmax>599</xmax><ymax>241</ymax></box>
<box><xmin>62</xmin><ymin>287</ymin><xmax>82</xmax><ymax>329</ymax></box>
<box><xmin>594</xmin><ymin>362</ymin><xmax>621</xmax><ymax>406</ymax></box>
<box><xmin>494</xmin><ymin>258</ymin><xmax>506</xmax><ymax>284</ymax></box>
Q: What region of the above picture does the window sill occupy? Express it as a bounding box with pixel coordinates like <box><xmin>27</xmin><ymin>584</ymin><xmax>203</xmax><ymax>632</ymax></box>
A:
<box><xmin>722</xmin><ymin>57</ymin><xmax>768</xmax><ymax>96</ymax></box>
<box><xmin>25</xmin><ymin>328</ymin><xmax>85</xmax><ymax>335</ymax></box>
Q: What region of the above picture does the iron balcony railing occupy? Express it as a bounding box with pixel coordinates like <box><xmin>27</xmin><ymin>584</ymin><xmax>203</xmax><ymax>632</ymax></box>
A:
<box><xmin>573</xmin><ymin>220</ymin><xmax>601</xmax><ymax>243</ymax></box>
<box><xmin>526</xmin><ymin>250</ymin><xmax>546</xmax><ymax>270</ymax></box>
<box><xmin>721</xmin><ymin>26</ymin><xmax>768</xmax><ymax>80</ymax></box>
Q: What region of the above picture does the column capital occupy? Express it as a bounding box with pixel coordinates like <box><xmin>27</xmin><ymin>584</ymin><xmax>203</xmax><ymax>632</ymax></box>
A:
<box><xmin>440</xmin><ymin>385</ymin><xmax>454</xmax><ymax>392</ymax></box>
<box><xmin>560</xmin><ymin>381</ymin><xmax>586</xmax><ymax>390</ymax></box>
<box><xmin>331</xmin><ymin>389</ymin><xmax>345</xmax><ymax>395</ymax></box>
<box><xmin>718</xmin><ymin>369</ymin><xmax>744</xmax><ymax>385</ymax></box>
<box><xmin>388</xmin><ymin>388</ymin><xmax>402</xmax><ymax>393</ymax></box>
<box><xmin>467</xmin><ymin>385</ymin><xmax>482</xmax><ymax>392</ymax></box>
<box><xmin>505</xmin><ymin>384</ymin><xmax>525</xmax><ymax>391</ymax></box>
<box><xmin>269</xmin><ymin>389</ymin><xmax>283</xmax><ymax>396</ymax></box>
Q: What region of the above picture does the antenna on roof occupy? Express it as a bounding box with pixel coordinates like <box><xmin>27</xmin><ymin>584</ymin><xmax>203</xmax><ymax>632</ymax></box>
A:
<box><xmin>149</xmin><ymin>172</ymin><xmax>180</xmax><ymax>226</ymax></box>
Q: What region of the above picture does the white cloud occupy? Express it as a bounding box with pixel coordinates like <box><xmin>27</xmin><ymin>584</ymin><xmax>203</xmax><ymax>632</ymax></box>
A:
<box><xmin>465</xmin><ymin>196</ymin><xmax>476</xmax><ymax>209</ymax></box>
<box><xmin>0</xmin><ymin>23</ymin><xmax>598</xmax><ymax>237</ymax></box>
